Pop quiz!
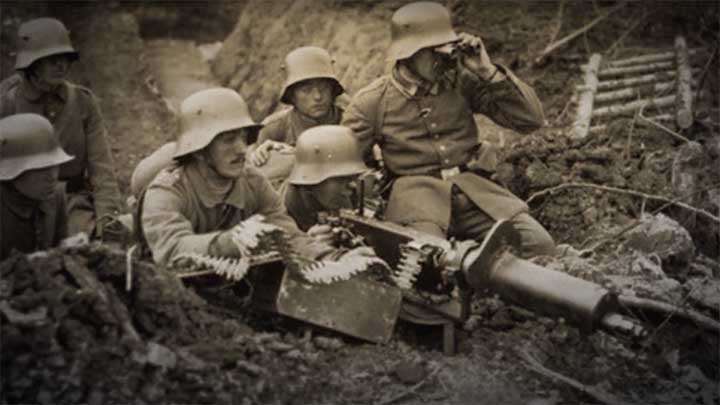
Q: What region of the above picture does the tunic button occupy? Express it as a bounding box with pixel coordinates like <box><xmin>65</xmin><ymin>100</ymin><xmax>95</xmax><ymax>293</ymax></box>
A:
<box><xmin>439</xmin><ymin>145</ymin><xmax>446</xmax><ymax>151</ymax></box>
<box><xmin>431</xmin><ymin>123</ymin><xmax>437</xmax><ymax>128</ymax></box>
<box><xmin>444</xmin><ymin>159</ymin><xmax>450</xmax><ymax>164</ymax></box>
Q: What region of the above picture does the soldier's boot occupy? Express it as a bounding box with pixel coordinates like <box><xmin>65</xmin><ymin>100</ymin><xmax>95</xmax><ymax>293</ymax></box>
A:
<box><xmin>457</xmin><ymin>220</ymin><xmax>521</xmax><ymax>291</ymax></box>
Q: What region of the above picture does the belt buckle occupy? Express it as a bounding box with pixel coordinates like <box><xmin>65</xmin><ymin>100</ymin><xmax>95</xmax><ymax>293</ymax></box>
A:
<box><xmin>440</xmin><ymin>166</ymin><xmax>460</xmax><ymax>180</ymax></box>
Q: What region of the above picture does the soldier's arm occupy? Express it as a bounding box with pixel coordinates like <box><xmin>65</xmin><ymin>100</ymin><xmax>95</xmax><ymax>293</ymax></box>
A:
<box><xmin>458</xmin><ymin>64</ymin><xmax>545</xmax><ymax>134</ymax></box>
<box><xmin>82</xmin><ymin>91</ymin><xmax>125</xmax><ymax>217</ymax></box>
<box><xmin>341</xmin><ymin>89</ymin><xmax>382</xmax><ymax>166</ymax></box>
<box><xmin>142</xmin><ymin>183</ymin><xmax>223</xmax><ymax>266</ymax></box>
<box><xmin>254</xmin><ymin>174</ymin><xmax>335</xmax><ymax>260</ymax></box>
<box><xmin>248</xmin><ymin>123</ymin><xmax>281</xmax><ymax>154</ymax></box>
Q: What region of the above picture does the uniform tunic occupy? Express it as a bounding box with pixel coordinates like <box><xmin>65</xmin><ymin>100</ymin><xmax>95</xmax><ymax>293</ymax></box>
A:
<box><xmin>0</xmin><ymin>183</ymin><xmax>68</xmax><ymax>260</ymax></box>
<box><xmin>342</xmin><ymin>63</ymin><xmax>554</xmax><ymax>255</ymax></box>
<box><xmin>141</xmin><ymin>162</ymin><xmax>334</xmax><ymax>266</ymax></box>
<box><xmin>0</xmin><ymin>75</ymin><xmax>123</xmax><ymax>233</ymax></box>
<box><xmin>252</xmin><ymin>102</ymin><xmax>346</xmax><ymax>190</ymax></box>
<box><xmin>256</xmin><ymin>102</ymin><xmax>345</xmax><ymax>148</ymax></box>
<box><xmin>283</xmin><ymin>183</ymin><xmax>325</xmax><ymax>232</ymax></box>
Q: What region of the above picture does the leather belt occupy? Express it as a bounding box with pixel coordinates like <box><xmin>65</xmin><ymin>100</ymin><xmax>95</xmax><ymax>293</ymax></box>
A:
<box><xmin>428</xmin><ymin>164</ymin><xmax>470</xmax><ymax>180</ymax></box>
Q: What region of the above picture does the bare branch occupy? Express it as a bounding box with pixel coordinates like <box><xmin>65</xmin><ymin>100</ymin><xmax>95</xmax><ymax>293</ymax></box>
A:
<box><xmin>526</xmin><ymin>182</ymin><xmax>720</xmax><ymax>224</ymax></box>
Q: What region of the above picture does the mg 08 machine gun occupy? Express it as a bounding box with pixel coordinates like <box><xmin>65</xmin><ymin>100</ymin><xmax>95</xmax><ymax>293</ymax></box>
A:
<box><xmin>242</xmin><ymin>207</ymin><xmax>645</xmax><ymax>354</ymax></box>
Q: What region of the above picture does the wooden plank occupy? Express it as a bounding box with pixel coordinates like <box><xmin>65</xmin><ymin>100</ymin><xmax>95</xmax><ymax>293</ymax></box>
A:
<box><xmin>593</xmin><ymin>95</ymin><xmax>675</xmax><ymax>118</ymax></box>
<box><xmin>598</xmin><ymin>61</ymin><xmax>674</xmax><ymax>78</ymax></box>
<box><xmin>571</xmin><ymin>53</ymin><xmax>602</xmax><ymax>139</ymax></box>
<box><xmin>674</xmin><ymin>36</ymin><xmax>694</xmax><ymax>129</ymax></box>
<box><xmin>606</xmin><ymin>48</ymin><xmax>701</xmax><ymax>68</ymax></box>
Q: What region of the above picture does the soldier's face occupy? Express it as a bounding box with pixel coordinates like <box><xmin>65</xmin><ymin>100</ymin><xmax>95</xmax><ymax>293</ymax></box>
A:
<box><xmin>12</xmin><ymin>165</ymin><xmax>59</xmax><ymax>200</ymax></box>
<box><xmin>313</xmin><ymin>175</ymin><xmax>356</xmax><ymax>211</ymax></box>
<box><xmin>291</xmin><ymin>79</ymin><xmax>334</xmax><ymax>119</ymax></box>
<box><xmin>205</xmin><ymin>129</ymin><xmax>249</xmax><ymax>178</ymax></box>
<box><xmin>29</xmin><ymin>54</ymin><xmax>71</xmax><ymax>86</ymax></box>
<box><xmin>408</xmin><ymin>48</ymin><xmax>452</xmax><ymax>82</ymax></box>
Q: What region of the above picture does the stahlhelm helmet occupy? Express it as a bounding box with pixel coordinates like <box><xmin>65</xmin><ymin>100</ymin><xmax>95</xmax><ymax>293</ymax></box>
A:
<box><xmin>280</xmin><ymin>46</ymin><xmax>344</xmax><ymax>104</ymax></box>
<box><xmin>173</xmin><ymin>88</ymin><xmax>262</xmax><ymax>159</ymax></box>
<box><xmin>387</xmin><ymin>2</ymin><xmax>459</xmax><ymax>62</ymax></box>
<box><xmin>15</xmin><ymin>18</ymin><xmax>79</xmax><ymax>70</ymax></box>
<box><xmin>288</xmin><ymin>125</ymin><xmax>367</xmax><ymax>185</ymax></box>
<box><xmin>0</xmin><ymin>113</ymin><xmax>73</xmax><ymax>180</ymax></box>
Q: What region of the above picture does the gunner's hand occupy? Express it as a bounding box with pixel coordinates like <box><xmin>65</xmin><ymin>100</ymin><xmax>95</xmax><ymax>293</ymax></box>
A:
<box><xmin>307</xmin><ymin>224</ymin><xmax>335</xmax><ymax>245</ymax></box>
<box><xmin>208</xmin><ymin>230</ymin><xmax>242</xmax><ymax>258</ymax></box>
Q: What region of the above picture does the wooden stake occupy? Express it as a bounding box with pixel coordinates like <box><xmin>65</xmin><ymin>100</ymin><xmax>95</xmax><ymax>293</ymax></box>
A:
<box><xmin>571</xmin><ymin>54</ymin><xmax>602</xmax><ymax>139</ymax></box>
<box><xmin>674</xmin><ymin>36</ymin><xmax>694</xmax><ymax>129</ymax></box>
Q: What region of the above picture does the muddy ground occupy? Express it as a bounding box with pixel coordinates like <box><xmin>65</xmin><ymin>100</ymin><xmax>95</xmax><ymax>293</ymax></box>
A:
<box><xmin>1</xmin><ymin>1</ymin><xmax>719</xmax><ymax>404</ymax></box>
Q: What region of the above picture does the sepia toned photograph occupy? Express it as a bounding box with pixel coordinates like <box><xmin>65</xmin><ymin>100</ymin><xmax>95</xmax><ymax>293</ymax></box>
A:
<box><xmin>0</xmin><ymin>1</ymin><xmax>718</xmax><ymax>404</ymax></box>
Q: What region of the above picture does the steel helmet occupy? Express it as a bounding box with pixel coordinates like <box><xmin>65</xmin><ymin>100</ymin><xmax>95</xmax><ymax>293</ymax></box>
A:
<box><xmin>387</xmin><ymin>2</ymin><xmax>459</xmax><ymax>62</ymax></box>
<box><xmin>15</xmin><ymin>18</ymin><xmax>79</xmax><ymax>70</ymax></box>
<box><xmin>0</xmin><ymin>113</ymin><xmax>73</xmax><ymax>180</ymax></box>
<box><xmin>288</xmin><ymin>125</ymin><xmax>368</xmax><ymax>185</ymax></box>
<box><xmin>130</xmin><ymin>142</ymin><xmax>176</xmax><ymax>197</ymax></box>
<box><xmin>174</xmin><ymin>88</ymin><xmax>262</xmax><ymax>159</ymax></box>
<box><xmin>279</xmin><ymin>46</ymin><xmax>344</xmax><ymax>104</ymax></box>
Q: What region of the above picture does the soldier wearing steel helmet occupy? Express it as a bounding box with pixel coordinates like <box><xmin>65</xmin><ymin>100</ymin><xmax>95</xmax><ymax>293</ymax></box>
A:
<box><xmin>283</xmin><ymin>125</ymin><xmax>369</xmax><ymax>233</ymax></box>
<box><xmin>0</xmin><ymin>18</ymin><xmax>124</xmax><ymax>239</ymax></box>
<box><xmin>0</xmin><ymin>113</ymin><xmax>74</xmax><ymax>259</ymax></box>
<box><xmin>248</xmin><ymin>46</ymin><xmax>347</xmax><ymax>182</ymax></box>
<box><xmin>140</xmin><ymin>88</ymin><xmax>374</xmax><ymax>267</ymax></box>
<box><xmin>342</xmin><ymin>1</ymin><xmax>554</xmax><ymax>258</ymax></box>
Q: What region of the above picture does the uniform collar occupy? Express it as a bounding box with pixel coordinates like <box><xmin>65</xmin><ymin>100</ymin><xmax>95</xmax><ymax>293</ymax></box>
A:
<box><xmin>391</xmin><ymin>63</ymin><xmax>444</xmax><ymax>98</ymax></box>
<box><xmin>291</xmin><ymin>103</ymin><xmax>341</xmax><ymax>127</ymax></box>
<box><xmin>20</xmin><ymin>77</ymin><xmax>68</xmax><ymax>102</ymax></box>
<box><xmin>186</xmin><ymin>160</ymin><xmax>247</xmax><ymax>210</ymax></box>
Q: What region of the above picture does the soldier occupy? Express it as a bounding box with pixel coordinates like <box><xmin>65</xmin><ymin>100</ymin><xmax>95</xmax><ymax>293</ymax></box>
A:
<box><xmin>0</xmin><ymin>113</ymin><xmax>74</xmax><ymax>259</ymax></box>
<box><xmin>342</xmin><ymin>1</ymin><xmax>555</xmax><ymax>258</ymax></box>
<box><xmin>248</xmin><ymin>46</ymin><xmax>346</xmax><ymax>181</ymax></box>
<box><xmin>0</xmin><ymin>18</ymin><xmax>124</xmax><ymax>239</ymax></box>
<box><xmin>283</xmin><ymin>125</ymin><xmax>369</xmax><ymax>233</ymax></box>
<box><xmin>141</xmin><ymin>88</ymin><xmax>373</xmax><ymax>267</ymax></box>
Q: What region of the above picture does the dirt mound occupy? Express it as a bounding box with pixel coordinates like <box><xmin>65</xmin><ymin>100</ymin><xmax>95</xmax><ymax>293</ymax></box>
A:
<box><xmin>2</xmin><ymin>244</ymin><xmax>717</xmax><ymax>404</ymax></box>
<box><xmin>0</xmin><ymin>245</ymin><xmax>349</xmax><ymax>404</ymax></box>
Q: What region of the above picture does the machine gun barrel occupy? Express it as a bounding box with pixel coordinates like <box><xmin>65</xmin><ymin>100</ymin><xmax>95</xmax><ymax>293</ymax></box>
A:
<box><xmin>455</xmin><ymin>220</ymin><xmax>647</xmax><ymax>338</ymax></box>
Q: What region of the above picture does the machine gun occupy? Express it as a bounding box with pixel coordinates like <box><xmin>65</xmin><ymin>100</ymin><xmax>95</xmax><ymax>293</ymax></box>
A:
<box><xmin>243</xmin><ymin>207</ymin><xmax>645</xmax><ymax>353</ymax></box>
<box><xmin>178</xmin><ymin>206</ymin><xmax>645</xmax><ymax>353</ymax></box>
<box><xmin>335</xmin><ymin>209</ymin><xmax>645</xmax><ymax>336</ymax></box>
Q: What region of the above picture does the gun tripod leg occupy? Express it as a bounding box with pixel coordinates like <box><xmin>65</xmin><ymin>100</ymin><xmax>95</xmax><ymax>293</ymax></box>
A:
<box><xmin>443</xmin><ymin>321</ymin><xmax>456</xmax><ymax>355</ymax></box>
